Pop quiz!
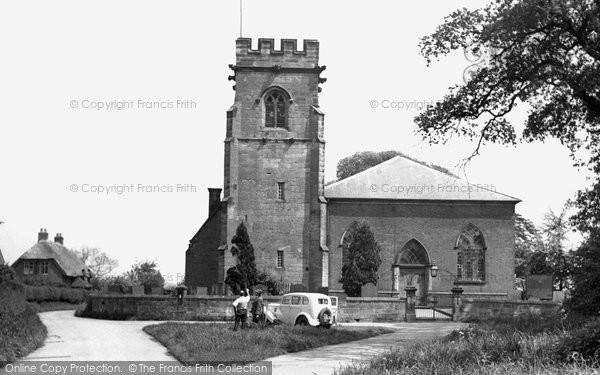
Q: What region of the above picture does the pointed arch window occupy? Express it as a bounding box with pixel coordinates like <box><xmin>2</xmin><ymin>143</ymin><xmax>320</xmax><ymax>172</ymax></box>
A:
<box><xmin>264</xmin><ymin>88</ymin><xmax>289</xmax><ymax>128</ymax></box>
<box><xmin>455</xmin><ymin>224</ymin><xmax>486</xmax><ymax>282</ymax></box>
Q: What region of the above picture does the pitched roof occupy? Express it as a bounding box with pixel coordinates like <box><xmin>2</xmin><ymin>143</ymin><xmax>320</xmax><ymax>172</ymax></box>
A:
<box><xmin>325</xmin><ymin>156</ymin><xmax>520</xmax><ymax>202</ymax></box>
<box><xmin>18</xmin><ymin>241</ymin><xmax>85</xmax><ymax>277</ymax></box>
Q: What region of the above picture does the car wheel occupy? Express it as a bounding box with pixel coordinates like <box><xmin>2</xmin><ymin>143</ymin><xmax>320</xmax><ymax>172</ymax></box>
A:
<box><xmin>295</xmin><ymin>316</ymin><xmax>309</xmax><ymax>326</ymax></box>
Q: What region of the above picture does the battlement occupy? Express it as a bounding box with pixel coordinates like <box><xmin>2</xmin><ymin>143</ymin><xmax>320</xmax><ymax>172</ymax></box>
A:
<box><xmin>235</xmin><ymin>38</ymin><xmax>319</xmax><ymax>69</ymax></box>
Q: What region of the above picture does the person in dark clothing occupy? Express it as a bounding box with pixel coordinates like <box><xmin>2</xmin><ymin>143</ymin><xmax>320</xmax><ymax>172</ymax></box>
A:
<box><xmin>251</xmin><ymin>289</ymin><xmax>265</xmax><ymax>323</ymax></box>
<box><xmin>232</xmin><ymin>288</ymin><xmax>249</xmax><ymax>331</ymax></box>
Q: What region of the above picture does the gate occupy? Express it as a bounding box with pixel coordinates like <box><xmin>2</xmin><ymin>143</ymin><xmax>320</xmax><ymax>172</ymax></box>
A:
<box><xmin>415</xmin><ymin>305</ymin><xmax>453</xmax><ymax>320</ymax></box>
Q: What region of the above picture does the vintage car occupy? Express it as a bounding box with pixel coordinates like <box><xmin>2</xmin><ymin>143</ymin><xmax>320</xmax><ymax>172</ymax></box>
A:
<box><xmin>265</xmin><ymin>292</ymin><xmax>338</xmax><ymax>328</ymax></box>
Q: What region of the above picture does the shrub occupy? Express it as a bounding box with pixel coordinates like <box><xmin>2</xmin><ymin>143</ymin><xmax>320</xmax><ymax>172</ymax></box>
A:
<box><xmin>0</xmin><ymin>281</ymin><xmax>47</xmax><ymax>365</ymax></box>
<box><xmin>0</xmin><ymin>264</ymin><xmax>16</xmax><ymax>283</ymax></box>
<box><xmin>24</xmin><ymin>285</ymin><xmax>87</xmax><ymax>304</ymax></box>
<box><xmin>557</xmin><ymin>318</ymin><xmax>600</xmax><ymax>362</ymax></box>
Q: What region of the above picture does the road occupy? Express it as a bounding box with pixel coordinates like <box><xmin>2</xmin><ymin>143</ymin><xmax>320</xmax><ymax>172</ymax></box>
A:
<box><xmin>13</xmin><ymin>311</ymin><xmax>461</xmax><ymax>375</ymax></box>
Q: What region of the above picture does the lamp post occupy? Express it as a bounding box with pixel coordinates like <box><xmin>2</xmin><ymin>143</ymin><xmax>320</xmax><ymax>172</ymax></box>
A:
<box><xmin>430</xmin><ymin>262</ymin><xmax>464</xmax><ymax>322</ymax></box>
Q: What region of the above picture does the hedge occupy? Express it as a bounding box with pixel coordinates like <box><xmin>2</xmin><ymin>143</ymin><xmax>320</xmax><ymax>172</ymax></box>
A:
<box><xmin>0</xmin><ymin>282</ymin><xmax>47</xmax><ymax>366</ymax></box>
<box><xmin>25</xmin><ymin>285</ymin><xmax>88</xmax><ymax>304</ymax></box>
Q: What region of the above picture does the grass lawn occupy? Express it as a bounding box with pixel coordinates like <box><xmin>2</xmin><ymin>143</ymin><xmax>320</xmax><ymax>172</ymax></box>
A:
<box><xmin>143</xmin><ymin>323</ymin><xmax>394</xmax><ymax>363</ymax></box>
<box><xmin>334</xmin><ymin>312</ymin><xmax>600</xmax><ymax>375</ymax></box>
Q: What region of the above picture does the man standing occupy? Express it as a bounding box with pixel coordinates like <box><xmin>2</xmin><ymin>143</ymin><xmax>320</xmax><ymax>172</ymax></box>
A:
<box><xmin>251</xmin><ymin>289</ymin><xmax>265</xmax><ymax>323</ymax></box>
<box><xmin>232</xmin><ymin>288</ymin><xmax>250</xmax><ymax>331</ymax></box>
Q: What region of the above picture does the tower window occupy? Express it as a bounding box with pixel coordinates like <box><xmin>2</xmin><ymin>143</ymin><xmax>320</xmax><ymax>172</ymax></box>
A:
<box><xmin>277</xmin><ymin>250</ymin><xmax>284</xmax><ymax>268</ymax></box>
<box><xmin>277</xmin><ymin>182</ymin><xmax>285</xmax><ymax>200</ymax></box>
<box><xmin>264</xmin><ymin>89</ymin><xmax>288</xmax><ymax>128</ymax></box>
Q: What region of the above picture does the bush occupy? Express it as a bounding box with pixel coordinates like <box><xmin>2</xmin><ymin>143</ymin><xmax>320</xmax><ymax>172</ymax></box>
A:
<box><xmin>25</xmin><ymin>285</ymin><xmax>88</xmax><ymax>304</ymax></box>
<box><xmin>0</xmin><ymin>264</ymin><xmax>16</xmax><ymax>283</ymax></box>
<box><xmin>0</xmin><ymin>281</ymin><xmax>47</xmax><ymax>366</ymax></box>
<box><xmin>557</xmin><ymin>318</ymin><xmax>600</xmax><ymax>362</ymax></box>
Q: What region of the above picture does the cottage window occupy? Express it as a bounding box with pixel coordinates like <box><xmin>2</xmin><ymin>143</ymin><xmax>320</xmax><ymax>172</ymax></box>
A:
<box><xmin>40</xmin><ymin>261</ymin><xmax>49</xmax><ymax>275</ymax></box>
<box><xmin>24</xmin><ymin>261</ymin><xmax>34</xmax><ymax>275</ymax></box>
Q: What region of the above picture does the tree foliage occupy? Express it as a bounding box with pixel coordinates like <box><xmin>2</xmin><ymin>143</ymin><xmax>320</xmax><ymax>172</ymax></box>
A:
<box><xmin>417</xmin><ymin>0</ymin><xmax>600</xmax><ymax>171</ymax></box>
<box><xmin>514</xmin><ymin>210</ymin><xmax>574</xmax><ymax>291</ymax></box>
<box><xmin>514</xmin><ymin>213</ymin><xmax>543</xmax><ymax>286</ymax></box>
<box><xmin>339</xmin><ymin>221</ymin><xmax>382</xmax><ymax>297</ymax></box>
<box><xmin>570</xmin><ymin>180</ymin><xmax>600</xmax><ymax>233</ymax></box>
<box><xmin>565</xmin><ymin>229</ymin><xmax>600</xmax><ymax>316</ymax></box>
<box><xmin>127</xmin><ymin>260</ymin><xmax>165</xmax><ymax>294</ymax></box>
<box><xmin>225</xmin><ymin>222</ymin><xmax>257</xmax><ymax>294</ymax></box>
<box><xmin>336</xmin><ymin>150</ymin><xmax>457</xmax><ymax>181</ymax></box>
<box><xmin>72</xmin><ymin>247</ymin><xmax>118</xmax><ymax>278</ymax></box>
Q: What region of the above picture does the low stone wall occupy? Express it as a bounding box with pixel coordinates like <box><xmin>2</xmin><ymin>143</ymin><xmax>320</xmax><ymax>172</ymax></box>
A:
<box><xmin>88</xmin><ymin>295</ymin><xmax>288</xmax><ymax>320</ymax></box>
<box><xmin>87</xmin><ymin>294</ymin><xmax>408</xmax><ymax>322</ymax></box>
<box><xmin>338</xmin><ymin>297</ymin><xmax>406</xmax><ymax>322</ymax></box>
<box><xmin>86</xmin><ymin>295</ymin><xmax>559</xmax><ymax>322</ymax></box>
<box><xmin>460</xmin><ymin>298</ymin><xmax>560</xmax><ymax>320</ymax></box>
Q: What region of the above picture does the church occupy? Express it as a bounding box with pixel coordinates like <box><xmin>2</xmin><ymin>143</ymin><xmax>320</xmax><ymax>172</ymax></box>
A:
<box><xmin>185</xmin><ymin>38</ymin><xmax>519</xmax><ymax>301</ymax></box>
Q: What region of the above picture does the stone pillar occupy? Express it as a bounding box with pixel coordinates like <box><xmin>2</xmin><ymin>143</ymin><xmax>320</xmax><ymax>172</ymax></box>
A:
<box><xmin>451</xmin><ymin>286</ymin><xmax>464</xmax><ymax>322</ymax></box>
<box><xmin>405</xmin><ymin>285</ymin><xmax>417</xmax><ymax>322</ymax></box>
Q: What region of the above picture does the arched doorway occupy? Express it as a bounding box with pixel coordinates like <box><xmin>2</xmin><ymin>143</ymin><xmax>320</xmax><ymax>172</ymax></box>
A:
<box><xmin>393</xmin><ymin>239</ymin><xmax>430</xmax><ymax>304</ymax></box>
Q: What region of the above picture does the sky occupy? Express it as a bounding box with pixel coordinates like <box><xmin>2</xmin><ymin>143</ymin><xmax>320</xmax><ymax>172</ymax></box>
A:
<box><xmin>0</xmin><ymin>0</ymin><xmax>592</xmax><ymax>283</ymax></box>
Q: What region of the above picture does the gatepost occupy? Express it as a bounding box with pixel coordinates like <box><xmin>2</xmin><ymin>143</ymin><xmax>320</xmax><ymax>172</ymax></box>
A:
<box><xmin>405</xmin><ymin>285</ymin><xmax>417</xmax><ymax>322</ymax></box>
<box><xmin>451</xmin><ymin>286</ymin><xmax>464</xmax><ymax>321</ymax></box>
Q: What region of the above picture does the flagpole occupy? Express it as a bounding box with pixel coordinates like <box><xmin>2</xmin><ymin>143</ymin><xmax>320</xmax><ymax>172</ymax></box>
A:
<box><xmin>239</xmin><ymin>0</ymin><xmax>243</xmax><ymax>38</ymax></box>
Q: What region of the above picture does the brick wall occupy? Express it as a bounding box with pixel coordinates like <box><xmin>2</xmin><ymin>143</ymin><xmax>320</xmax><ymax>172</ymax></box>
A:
<box><xmin>327</xmin><ymin>200</ymin><xmax>516</xmax><ymax>296</ymax></box>
<box><xmin>185</xmin><ymin>208</ymin><xmax>223</xmax><ymax>288</ymax></box>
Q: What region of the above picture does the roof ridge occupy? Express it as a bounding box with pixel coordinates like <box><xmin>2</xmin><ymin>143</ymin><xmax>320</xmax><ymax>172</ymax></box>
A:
<box><xmin>327</xmin><ymin>156</ymin><xmax>403</xmax><ymax>189</ymax></box>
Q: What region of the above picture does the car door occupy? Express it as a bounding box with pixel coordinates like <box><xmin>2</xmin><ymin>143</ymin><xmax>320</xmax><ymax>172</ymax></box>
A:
<box><xmin>289</xmin><ymin>295</ymin><xmax>303</xmax><ymax>324</ymax></box>
<box><xmin>278</xmin><ymin>295</ymin><xmax>291</xmax><ymax>324</ymax></box>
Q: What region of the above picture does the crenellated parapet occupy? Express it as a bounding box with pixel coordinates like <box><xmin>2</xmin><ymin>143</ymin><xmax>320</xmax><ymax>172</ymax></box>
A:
<box><xmin>235</xmin><ymin>38</ymin><xmax>320</xmax><ymax>69</ymax></box>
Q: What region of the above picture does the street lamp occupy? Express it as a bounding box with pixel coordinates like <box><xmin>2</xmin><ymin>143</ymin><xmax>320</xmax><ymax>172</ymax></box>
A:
<box><xmin>429</xmin><ymin>263</ymin><xmax>459</xmax><ymax>286</ymax></box>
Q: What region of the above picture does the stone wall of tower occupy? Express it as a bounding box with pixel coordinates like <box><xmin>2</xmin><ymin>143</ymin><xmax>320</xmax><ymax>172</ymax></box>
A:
<box><xmin>222</xmin><ymin>38</ymin><xmax>326</xmax><ymax>290</ymax></box>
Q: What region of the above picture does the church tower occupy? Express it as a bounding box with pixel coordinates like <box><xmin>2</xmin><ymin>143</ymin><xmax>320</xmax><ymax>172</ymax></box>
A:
<box><xmin>223</xmin><ymin>38</ymin><xmax>328</xmax><ymax>291</ymax></box>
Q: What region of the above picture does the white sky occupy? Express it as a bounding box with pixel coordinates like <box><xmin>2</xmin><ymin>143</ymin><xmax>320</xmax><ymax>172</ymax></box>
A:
<box><xmin>0</xmin><ymin>0</ymin><xmax>592</xmax><ymax>281</ymax></box>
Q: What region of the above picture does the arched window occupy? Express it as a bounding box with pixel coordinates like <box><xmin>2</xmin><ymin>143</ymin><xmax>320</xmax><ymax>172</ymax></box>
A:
<box><xmin>339</xmin><ymin>222</ymin><xmax>359</xmax><ymax>266</ymax></box>
<box><xmin>455</xmin><ymin>224</ymin><xmax>486</xmax><ymax>281</ymax></box>
<box><xmin>264</xmin><ymin>88</ymin><xmax>289</xmax><ymax>128</ymax></box>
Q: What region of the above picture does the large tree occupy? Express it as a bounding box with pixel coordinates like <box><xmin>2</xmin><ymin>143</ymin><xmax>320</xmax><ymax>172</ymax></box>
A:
<box><xmin>565</xmin><ymin>229</ymin><xmax>600</xmax><ymax>316</ymax></box>
<box><xmin>225</xmin><ymin>222</ymin><xmax>257</xmax><ymax>294</ymax></box>
<box><xmin>72</xmin><ymin>247</ymin><xmax>118</xmax><ymax>278</ymax></box>
<box><xmin>514</xmin><ymin>213</ymin><xmax>543</xmax><ymax>288</ymax></box>
<box><xmin>336</xmin><ymin>150</ymin><xmax>456</xmax><ymax>181</ymax></box>
<box><xmin>339</xmin><ymin>221</ymin><xmax>382</xmax><ymax>297</ymax></box>
<box><xmin>416</xmin><ymin>0</ymin><xmax>600</xmax><ymax>171</ymax></box>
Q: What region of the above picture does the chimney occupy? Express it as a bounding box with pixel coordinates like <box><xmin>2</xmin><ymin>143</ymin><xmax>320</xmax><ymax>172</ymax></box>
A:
<box><xmin>208</xmin><ymin>188</ymin><xmax>222</xmax><ymax>215</ymax></box>
<box><xmin>54</xmin><ymin>233</ymin><xmax>64</xmax><ymax>245</ymax></box>
<box><xmin>38</xmin><ymin>228</ymin><xmax>48</xmax><ymax>242</ymax></box>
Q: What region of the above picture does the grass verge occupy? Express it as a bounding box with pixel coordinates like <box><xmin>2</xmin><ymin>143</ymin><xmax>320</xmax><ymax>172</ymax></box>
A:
<box><xmin>0</xmin><ymin>282</ymin><xmax>47</xmax><ymax>367</ymax></box>
<box><xmin>143</xmin><ymin>323</ymin><xmax>393</xmax><ymax>363</ymax></box>
<box><xmin>335</xmin><ymin>312</ymin><xmax>600</xmax><ymax>375</ymax></box>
